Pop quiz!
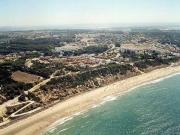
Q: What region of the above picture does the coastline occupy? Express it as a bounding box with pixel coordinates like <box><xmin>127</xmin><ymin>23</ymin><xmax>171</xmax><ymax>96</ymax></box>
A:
<box><xmin>1</xmin><ymin>65</ymin><xmax>180</xmax><ymax>135</ymax></box>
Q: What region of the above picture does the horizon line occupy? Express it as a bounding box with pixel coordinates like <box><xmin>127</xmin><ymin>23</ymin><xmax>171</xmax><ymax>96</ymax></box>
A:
<box><xmin>0</xmin><ymin>23</ymin><xmax>180</xmax><ymax>31</ymax></box>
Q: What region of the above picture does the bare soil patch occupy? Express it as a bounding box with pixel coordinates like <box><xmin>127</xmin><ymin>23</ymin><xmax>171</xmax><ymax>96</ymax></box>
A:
<box><xmin>11</xmin><ymin>71</ymin><xmax>42</xmax><ymax>84</ymax></box>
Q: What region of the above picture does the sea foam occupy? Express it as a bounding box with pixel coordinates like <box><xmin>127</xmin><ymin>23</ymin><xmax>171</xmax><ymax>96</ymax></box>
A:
<box><xmin>149</xmin><ymin>73</ymin><xmax>180</xmax><ymax>84</ymax></box>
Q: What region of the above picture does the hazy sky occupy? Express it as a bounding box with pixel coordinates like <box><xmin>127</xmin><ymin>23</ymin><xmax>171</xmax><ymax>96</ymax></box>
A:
<box><xmin>0</xmin><ymin>0</ymin><xmax>180</xmax><ymax>27</ymax></box>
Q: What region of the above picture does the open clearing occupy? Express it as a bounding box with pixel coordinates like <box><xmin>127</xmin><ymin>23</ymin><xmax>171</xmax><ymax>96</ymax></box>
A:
<box><xmin>11</xmin><ymin>71</ymin><xmax>42</xmax><ymax>84</ymax></box>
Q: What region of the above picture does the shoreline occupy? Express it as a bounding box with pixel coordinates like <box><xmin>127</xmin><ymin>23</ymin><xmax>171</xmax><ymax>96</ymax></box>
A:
<box><xmin>1</xmin><ymin>65</ymin><xmax>180</xmax><ymax>135</ymax></box>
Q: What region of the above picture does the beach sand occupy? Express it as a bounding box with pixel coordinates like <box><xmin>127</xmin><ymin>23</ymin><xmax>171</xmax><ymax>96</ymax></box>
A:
<box><xmin>1</xmin><ymin>65</ymin><xmax>180</xmax><ymax>135</ymax></box>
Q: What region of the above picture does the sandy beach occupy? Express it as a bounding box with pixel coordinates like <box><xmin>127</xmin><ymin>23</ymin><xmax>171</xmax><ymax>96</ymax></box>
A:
<box><xmin>1</xmin><ymin>65</ymin><xmax>180</xmax><ymax>135</ymax></box>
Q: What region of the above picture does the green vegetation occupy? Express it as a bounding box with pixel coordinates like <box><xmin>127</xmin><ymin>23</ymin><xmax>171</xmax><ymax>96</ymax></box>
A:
<box><xmin>83</xmin><ymin>45</ymin><xmax>108</xmax><ymax>54</ymax></box>
<box><xmin>142</xmin><ymin>31</ymin><xmax>180</xmax><ymax>47</ymax></box>
<box><xmin>43</xmin><ymin>63</ymin><xmax>133</xmax><ymax>91</ymax></box>
<box><xmin>0</xmin><ymin>61</ymin><xmax>32</xmax><ymax>102</ymax></box>
<box><xmin>28</xmin><ymin>61</ymin><xmax>64</xmax><ymax>78</ymax></box>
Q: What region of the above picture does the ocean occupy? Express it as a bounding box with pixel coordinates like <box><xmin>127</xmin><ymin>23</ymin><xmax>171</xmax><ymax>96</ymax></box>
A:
<box><xmin>43</xmin><ymin>73</ymin><xmax>180</xmax><ymax>135</ymax></box>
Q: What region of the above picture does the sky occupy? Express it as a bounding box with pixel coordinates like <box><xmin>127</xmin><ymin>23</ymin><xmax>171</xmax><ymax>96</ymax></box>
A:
<box><xmin>0</xmin><ymin>0</ymin><xmax>180</xmax><ymax>27</ymax></box>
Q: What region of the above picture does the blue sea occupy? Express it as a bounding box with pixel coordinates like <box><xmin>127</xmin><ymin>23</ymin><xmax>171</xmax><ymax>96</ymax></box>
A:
<box><xmin>43</xmin><ymin>73</ymin><xmax>180</xmax><ymax>135</ymax></box>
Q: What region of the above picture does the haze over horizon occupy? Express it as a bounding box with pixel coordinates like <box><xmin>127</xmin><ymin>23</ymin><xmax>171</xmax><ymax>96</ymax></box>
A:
<box><xmin>0</xmin><ymin>0</ymin><xmax>180</xmax><ymax>28</ymax></box>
